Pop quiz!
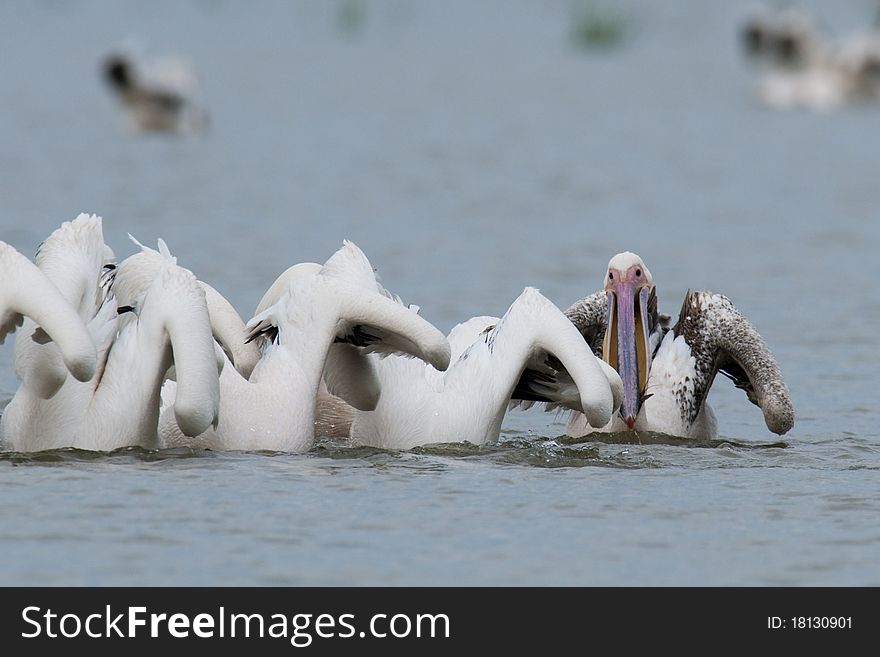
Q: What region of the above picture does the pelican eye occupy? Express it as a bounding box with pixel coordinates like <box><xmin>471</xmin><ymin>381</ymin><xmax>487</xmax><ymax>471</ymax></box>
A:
<box><xmin>636</xmin><ymin>269</ymin><xmax>641</xmax><ymax>277</ymax></box>
<box><xmin>609</xmin><ymin>272</ymin><xmax>614</xmax><ymax>280</ymax></box>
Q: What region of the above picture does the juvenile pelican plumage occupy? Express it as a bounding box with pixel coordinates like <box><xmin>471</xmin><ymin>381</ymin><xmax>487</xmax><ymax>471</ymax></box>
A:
<box><xmin>565</xmin><ymin>252</ymin><xmax>794</xmax><ymax>440</ymax></box>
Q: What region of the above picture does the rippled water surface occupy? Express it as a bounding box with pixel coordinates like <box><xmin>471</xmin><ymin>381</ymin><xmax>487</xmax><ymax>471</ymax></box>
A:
<box><xmin>1</xmin><ymin>0</ymin><xmax>878</xmax><ymax>585</ymax></box>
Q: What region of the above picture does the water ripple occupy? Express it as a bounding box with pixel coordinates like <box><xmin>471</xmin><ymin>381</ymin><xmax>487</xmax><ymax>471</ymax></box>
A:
<box><xmin>1</xmin><ymin>428</ymin><xmax>858</xmax><ymax>472</ymax></box>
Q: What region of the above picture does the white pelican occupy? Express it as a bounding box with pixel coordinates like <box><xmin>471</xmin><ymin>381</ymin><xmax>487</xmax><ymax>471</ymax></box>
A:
<box><xmin>157</xmin><ymin>241</ymin><xmax>452</xmax><ymax>452</ymax></box>
<box><xmin>102</xmin><ymin>51</ymin><xmax>209</xmax><ymax>134</ymax></box>
<box><xmin>111</xmin><ymin>236</ymin><xmax>260</xmax><ymax>380</ymax></box>
<box><xmin>131</xmin><ymin>246</ymin><xmax>349</xmax><ymax>438</ymax></box>
<box><xmin>348</xmin><ymin>287</ymin><xmax>623</xmax><ymax>450</ymax></box>
<box><xmin>0</xmin><ymin>241</ymin><xmax>96</xmax><ymax>388</ymax></box>
<box><xmin>5</xmin><ymin>215</ymin><xmax>112</xmax><ymax>407</ymax></box>
<box><xmin>565</xmin><ymin>252</ymin><xmax>794</xmax><ymax>440</ymax></box>
<box><xmin>0</xmin><ymin>215</ymin><xmax>220</xmax><ymax>452</ymax></box>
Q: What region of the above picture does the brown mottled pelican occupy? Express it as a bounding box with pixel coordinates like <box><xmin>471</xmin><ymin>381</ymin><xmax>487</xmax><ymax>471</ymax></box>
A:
<box><xmin>563</xmin><ymin>252</ymin><xmax>794</xmax><ymax>439</ymax></box>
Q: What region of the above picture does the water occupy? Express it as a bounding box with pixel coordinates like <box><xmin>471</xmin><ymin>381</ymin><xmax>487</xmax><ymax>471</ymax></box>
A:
<box><xmin>1</xmin><ymin>0</ymin><xmax>878</xmax><ymax>585</ymax></box>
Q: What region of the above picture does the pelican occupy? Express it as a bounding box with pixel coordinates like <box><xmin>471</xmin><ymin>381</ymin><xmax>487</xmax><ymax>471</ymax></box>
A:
<box><xmin>738</xmin><ymin>7</ymin><xmax>849</xmax><ymax>111</ymax></box>
<box><xmin>348</xmin><ymin>287</ymin><xmax>622</xmax><ymax>450</ymax></box>
<box><xmin>741</xmin><ymin>7</ymin><xmax>880</xmax><ymax>110</ymax></box>
<box><xmin>564</xmin><ymin>252</ymin><xmax>794</xmax><ymax>440</ymax></box>
<box><xmin>0</xmin><ymin>241</ymin><xmax>96</xmax><ymax>388</ymax></box>
<box><xmin>740</xmin><ymin>7</ymin><xmax>825</xmax><ymax>69</ymax></box>
<box><xmin>102</xmin><ymin>51</ymin><xmax>209</xmax><ymax>134</ymax></box>
<box><xmin>756</xmin><ymin>64</ymin><xmax>850</xmax><ymax>111</ymax></box>
<box><xmin>110</xmin><ymin>236</ymin><xmax>260</xmax><ymax>380</ymax></box>
<box><xmin>157</xmin><ymin>241</ymin><xmax>452</xmax><ymax>452</ymax></box>
<box><xmin>0</xmin><ymin>215</ymin><xmax>220</xmax><ymax>452</ymax></box>
<box><xmin>250</xmin><ymin>263</ymin><xmax>369</xmax><ymax>440</ymax></box>
<box><xmin>756</xmin><ymin>37</ymin><xmax>880</xmax><ymax>111</ymax></box>
<box><xmin>134</xmin><ymin>243</ymin><xmax>368</xmax><ymax>440</ymax></box>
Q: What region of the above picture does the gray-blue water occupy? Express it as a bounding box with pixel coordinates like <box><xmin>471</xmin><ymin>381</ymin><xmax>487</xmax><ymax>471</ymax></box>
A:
<box><xmin>1</xmin><ymin>0</ymin><xmax>878</xmax><ymax>585</ymax></box>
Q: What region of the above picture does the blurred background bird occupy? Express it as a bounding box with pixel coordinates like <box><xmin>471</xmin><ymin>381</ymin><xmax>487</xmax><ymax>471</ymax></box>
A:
<box><xmin>741</xmin><ymin>3</ymin><xmax>880</xmax><ymax>110</ymax></box>
<box><xmin>101</xmin><ymin>49</ymin><xmax>209</xmax><ymax>134</ymax></box>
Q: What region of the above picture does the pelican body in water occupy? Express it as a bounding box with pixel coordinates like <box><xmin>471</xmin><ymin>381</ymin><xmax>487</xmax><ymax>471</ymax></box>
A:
<box><xmin>348</xmin><ymin>287</ymin><xmax>623</xmax><ymax>450</ymax></box>
<box><xmin>565</xmin><ymin>252</ymin><xmax>794</xmax><ymax>440</ymax></box>
<box><xmin>0</xmin><ymin>241</ymin><xmax>96</xmax><ymax>387</ymax></box>
<box><xmin>0</xmin><ymin>215</ymin><xmax>220</xmax><ymax>452</ymax></box>
<box><xmin>158</xmin><ymin>241</ymin><xmax>451</xmax><ymax>453</ymax></box>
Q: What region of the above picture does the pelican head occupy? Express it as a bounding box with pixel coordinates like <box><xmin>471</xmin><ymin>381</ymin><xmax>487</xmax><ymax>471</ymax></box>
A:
<box><xmin>773</xmin><ymin>12</ymin><xmax>813</xmax><ymax>66</ymax></box>
<box><xmin>103</xmin><ymin>54</ymin><xmax>134</xmax><ymax>93</ymax></box>
<box><xmin>603</xmin><ymin>252</ymin><xmax>654</xmax><ymax>429</ymax></box>
<box><xmin>741</xmin><ymin>14</ymin><xmax>770</xmax><ymax>57</ymax></box>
